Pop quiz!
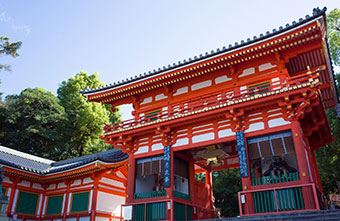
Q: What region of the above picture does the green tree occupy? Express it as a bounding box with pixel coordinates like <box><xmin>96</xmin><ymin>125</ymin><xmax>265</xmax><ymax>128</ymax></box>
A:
<box><xmin>0</xmin><ymin>88</ymin><xmax>67</xmax><ymax>160</ymax></box>
<box><xmin>0</xmin><ymin>36</ymin><xmax>22</xmax><ymax>72</ymax></box>
<box><xmin>327</xmin><ymin>8</ymin><xmax>340</xmax><ymax>66</ymax></box>
<box><xmin>315</xmin><ymin>8</ymin><xmax>340</xmax><ymax>195</ymax></box>
<box><xmin>0</xmin><ymin>36</ymin><xmax>22</xmax><ymax>99</ymax></box>
<box><xmin>213</xmin><ymin>168</ymin><xmax>242</xmax><ymax>217</ymax></box>
<box><xmin>57</xmin><ymin>71</ymin><xmax>121</xmax><ymax>158</ymax></box>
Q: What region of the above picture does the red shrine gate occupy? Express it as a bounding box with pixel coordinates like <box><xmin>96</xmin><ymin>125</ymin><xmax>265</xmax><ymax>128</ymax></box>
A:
<box><xmin>82</xmin><ymin>7</ymin><xmax>336</xmax><ymax>220</ymax></box>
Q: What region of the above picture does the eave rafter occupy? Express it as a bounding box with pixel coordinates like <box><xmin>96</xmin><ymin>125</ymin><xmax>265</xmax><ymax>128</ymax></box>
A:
<box><xmin>87</xmin><ymin>23</ymin><xmax>322</xmax><ymax>104</ymax></box>
<box><xmin>2</xmin><ymin>161</ymin><xmax>127</xmax><ymax>183</ymax></box>
<box><xmin>101</xmin><ymin>66</ymin><xmax>323</xmax><ymax>141</ymax></box>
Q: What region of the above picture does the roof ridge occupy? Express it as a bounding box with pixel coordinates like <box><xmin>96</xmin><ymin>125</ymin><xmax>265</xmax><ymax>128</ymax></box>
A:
<box><xmin>81</xmin><ymin>6</ymin><xmax>327</xmax><ymax>95</ymax></box>
<box><xmin>51</xmin><ymin>148</ymin><xmax>120</xmax><ymax>166</ymax></box>
<box><xmin>0</xmin><ymin>145</ymin><xmax>54</xmax><ymax>165</ymax></box>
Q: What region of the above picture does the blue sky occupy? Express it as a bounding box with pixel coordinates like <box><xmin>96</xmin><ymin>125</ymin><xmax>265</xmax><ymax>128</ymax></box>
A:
<box><xmin>0</xmin><ymin>0</ymin><xmax>339</xmax><ymax>118</ymax></box>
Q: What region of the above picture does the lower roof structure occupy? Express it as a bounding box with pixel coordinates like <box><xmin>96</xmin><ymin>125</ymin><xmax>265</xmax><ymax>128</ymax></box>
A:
<box><xmin>0</xmin><ymin>145</ymin><xmax>128</xmax><ymax>182</ymax></box>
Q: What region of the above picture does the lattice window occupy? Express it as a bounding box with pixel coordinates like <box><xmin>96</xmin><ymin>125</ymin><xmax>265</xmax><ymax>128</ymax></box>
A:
<box><xmin>46</xmin><ymin>195</ymin><xmax>63</xmax><ymax>215</ymax></box>
<box><xmin>16</xmin><ymin>191</ymin><xmax>38</xmax><ymax>215</ymax></box>
<box><xmin>71</xmin><ymin>191</ymin><xmax>89</xmax><ymax>212</ymax></box>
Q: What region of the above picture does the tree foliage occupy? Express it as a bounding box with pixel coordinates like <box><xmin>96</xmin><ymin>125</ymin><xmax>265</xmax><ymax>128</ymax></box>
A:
<box><xmin>327</xmin><ymin>8</ymin><xmax>340</xmax><ymax>66</ymax></box>
<box><xmin>0</xmin><ymin>72</ymin><xmax>121</xmax><ymax>160</ymax></box>
<box><xmin>213</xmin><ymin>169</ymin><xmax>241</xmax><ymax>217</ymax></box>
<box><xmin>0</xmin><ymin>36</ymin><xmax>22</xmax><ymax>72</ymax></box>
<box><xmin>57</xmin><ymin>71</ymin><xmax>121</xmax><ymax>158</ymax></box>
<box><xmin>315</xmin><ymin>8</ymin><xmax>340</xmax><ymax>195</ymax></box>
<box><xmin>0</xmin><ymin>88</ymin><xmax>66</xmax><ymax>159</ymax></box>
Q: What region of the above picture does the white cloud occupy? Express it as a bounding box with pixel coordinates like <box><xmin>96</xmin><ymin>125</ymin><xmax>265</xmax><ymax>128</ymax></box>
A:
<box><xmin>0</xmin><ymin>10</ymin><xmax>31</xmax><ymax>35</ymax></box>
<box><xmin>11</xmin><ymin>24</ymin><xmax>31</xmax><ymax>34</ymax></box>
<box><xmin>0</xmin><ymin>11</ymin><xmax>12</xmax><ymax>23</ymax></box>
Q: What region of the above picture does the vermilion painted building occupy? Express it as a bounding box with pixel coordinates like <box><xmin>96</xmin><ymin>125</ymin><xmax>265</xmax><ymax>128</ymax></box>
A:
<box><xmin>82</xmin><ymin>7</ymin><xmax>337</xmax><ymax>220</ymax></box>
<box><xmin>0</xmin><ymin>145</ymin><xmax>128</xmax><ymax>221</ymax></box>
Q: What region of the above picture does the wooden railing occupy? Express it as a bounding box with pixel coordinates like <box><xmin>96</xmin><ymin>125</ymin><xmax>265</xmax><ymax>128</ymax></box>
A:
<box><xmin>134</xmin><ymin>189</ymin><xmax>166</xmax><ymax>199</ymax></box>
<box><xmin>251</xmin><ymin>172</ymin><xmax>300</xmax><ymax>186</ymax></box>
<box><xmin>174</xmin><ymin>190</ymin><xmax>191</xmax><ymax>201</ymax></box>
<box><xmin>132</xmin><ymin>202</ymin><xmax>167</xmax><ymax>221</ymax></box>
<box><xmin>238</xmin><ymin>183</ymin><xmax>320</xmax><ymax>216</ymax></box>
<box><xmin>104</xmin><ymin>67</ymin><xmax>321</xmax><ymax>134</ymax></box>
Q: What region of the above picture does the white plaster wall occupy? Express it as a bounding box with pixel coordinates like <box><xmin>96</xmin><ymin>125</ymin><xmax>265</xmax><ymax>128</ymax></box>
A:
<box><xmin>134</xmin><ymin>146</ymin><xmax>148</xmax><ymax>154</ymax></box>
<box><xmin>245</xmin><ymin>122</ymin><xmax>264</xmax><ymax>133</ymax></box>
<box><xmin>100</xmin><ymin>177</ymin><xmax>125</xmax><ymax>189</ymax></box>
<box><xmin>151</xmin><ymin>143</ymin><xmax>163</xmax><ymax>151</ymax></box>
<box><xmin>96</xmin><ymin>217</ymin><xmax>110</xmax><ymax>221</ymax></box>
<box><xmin>116</xmin><ymin>171</ymin><xmax>126</xmax><ymax>179</ymax></box>
<box><xmin>172</xmin><ymin>138</ymin><xmax>189</xmax><ymax>147</ymax></box>
<box><xmin>218</xmin><ymin>129</ymin><xmax>235</xmax><ymax>138</ymax></box>
<box><xmin>191</xmin><ymin>80</ymin><xmax>212</xmax><ymax>91</ymax></box>
<box><xmin>3</xmin><ymin>176</ymin><xmax>12</xmax><ymax>184</ymax></box>
<box><xmin>239</xmin><ymin>67</ymin><xmax>255</xmax><ymax>77</ymax></box>
<box><xmin>215</xmin><ymin>75</ymin><xmax>232</xmax><ymax>84</ymax></box>
<box><xmin>32</xmin><ymin>183</ymin><xmax>43</xmax><ymax>190</ymax></box>
<box><xmin>259</xmin><ymin>62</ymin><xmax>276</xmax><ymax>71</ymax></box>
<box><xmin>72</xmin><ymin>179</ymin><xmax>82</xmax><ymax>186</ymax></box>
<box><xmin>173</xmin><ymin>87</ymin><xmax>188</xmax><ymax>96</ymax></box>
<box><xmin>155</xmin><ymin>93</ymin><xmax>167</xmax><ymax>101</ymax></box>
<box><xmin>47</xmin><ymin>183</ymin><xmax>56</xmax><ymax>190</ymax></box>
<box><xmin>141</xmin><ymin>97</ymin><xmax>152</xmax><ymax>105</ymax></box>
<box><xmin>96</xmin><ymin>191</ymin><xmax>125</xmax><ymax>216</ymax></box>
<box><xmin>83</xmin><ymin>177</ymin><xmax>92</xmax><ymax>184</ymax></box>
<box><xmin>192</xmin><ymin>132</ymin><xmax>215</xmax><ymax>143</ymax></box>
<box><xmin>58</xmin><ymin>182</ymin><xmax>67</xmax><ymax>189</ymax></box>
<box><xmin>268</xmin><ymin>118</ymin><xmax>290</xmax><ymax>128</ymax></box>
<box><xmin>18</xmin><ymin>180</ymin><xmax>30</xmax><ymax>187</ymax></box>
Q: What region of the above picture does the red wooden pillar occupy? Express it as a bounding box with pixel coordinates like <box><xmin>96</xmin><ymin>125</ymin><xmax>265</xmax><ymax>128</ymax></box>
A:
<box><xmin>7</xmin><ymin>177</ymin><xmax>20</xmax><ymax>216</ymax></box>
<box><xmin>310</xmin><ymin>150</ymin><xmax>322</xmax><ymax>192</ymax></box>
<box><xmin>205</xmin><ymin>170</ymin><xmax>213</xmax><ymax>210</ymax></box>
<box><xmin>291</xmin><ymin>120</ymin><xmax>315</xmax><ymax>209</ymax></box>
<box><xmin>304</xmin><ymin>138</ymin><xmax>322</xmax><ymax>191</ymax></box>
<box><xmin>126</xmin><ymin>155</ymin><xmax>135</xmax><ymax>204</ymax></box>
<box><xmin>242</xmin><ymin>134</ymin><xmax>254</xmax><ymax>215</ymax></box>
<box><xmin>63</xmin><ymin>180</ymin><xmax>72</xmax><ymax>220</ymax></box>
<box><xmin>189</xmin><ymin>159</ymin><xmax>195</xmax><ymax>205</ymax></box>
<box><xmin>168</xmin><ymin>146</ymin><xmax>174</xmax><ymax>221</ymax></box>
<box><xmin>91</xmin><ymin>174</ymin><xmax>100</xmax><ymax>221</ymax></box>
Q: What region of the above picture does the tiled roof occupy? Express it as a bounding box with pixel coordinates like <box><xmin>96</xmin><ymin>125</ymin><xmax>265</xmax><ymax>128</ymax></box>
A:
<box><xmin>0</xmin><ymin>145</ymin><xmax>128</xmax><ymax>175</ymax></box>
<box><xmin>0</xmin><ymin>145</ymin><xmax>52</xmax><ymax>174</ymax></box>
<box><xmin>81</xmin><ymin>7</ymin><xmax>327</xmax><ymax>95</ymax></box>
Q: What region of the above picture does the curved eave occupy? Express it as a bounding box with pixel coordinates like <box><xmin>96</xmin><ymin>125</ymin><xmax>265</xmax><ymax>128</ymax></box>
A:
<box><xmin>82</xmin><ymin>8</ymin><xmax>328</xmax><ymax>103</ymax></box>
<box><xmin>2</xmin><ymin>159</ymin><xmax>128</xmax><ymax>183</ymax></box>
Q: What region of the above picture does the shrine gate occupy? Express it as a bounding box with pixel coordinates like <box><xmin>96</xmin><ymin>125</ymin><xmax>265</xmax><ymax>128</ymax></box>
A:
<box><xmin>82</xmin><ymin>7</ymin><xmax>336</xmax><ymax>220</ymax></box>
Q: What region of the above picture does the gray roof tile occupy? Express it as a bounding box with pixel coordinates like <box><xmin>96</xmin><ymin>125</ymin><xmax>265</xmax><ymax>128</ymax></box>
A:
<box><xmin>81</xmin><ymin>7</ymin><xmax>327</xmax><ymax>96</ymax></box>
<box><xmin>0</xmin><ymin>145</ymin><xmax>127</xmax><ymax>175</ymax></box>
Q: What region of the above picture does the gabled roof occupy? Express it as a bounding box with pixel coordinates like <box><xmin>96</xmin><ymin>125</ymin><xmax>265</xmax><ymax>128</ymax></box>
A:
<box><xmin>81</xmin><ymin>7</ymin><xmax>327</xmax><ymax>96</ymax></box>
<box><xmin>0</xmin><ymin>145</ymin><xmax>128</xmax><ymax>175</ymax></box>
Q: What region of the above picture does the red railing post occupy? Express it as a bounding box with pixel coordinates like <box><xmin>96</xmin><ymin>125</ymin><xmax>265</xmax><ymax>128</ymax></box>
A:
<box><xmin>311</xmin><ymin>184</ymin><xmax>320</xmax><ymax>210</ymax></box>
<box><xmin>274</xmin><ymin>189</ymin><xmax>279</xmax><ymax>212</ymax></box>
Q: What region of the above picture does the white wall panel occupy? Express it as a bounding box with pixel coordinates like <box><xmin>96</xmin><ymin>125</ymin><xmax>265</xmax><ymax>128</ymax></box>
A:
<box><xmin>100</xmin><ymin>177</ymin><xmax>125</xmax><ymax>189</ymax></box>
<box><xmin>245</xmin><ymin>122</ymin><xmax>265</xmax><ymax>133</ymax></box>
<box><xmin>192</xmin><ymin>132</ymin><xmax>214</xmax><ymax>143</ymax></box>
<box><xmin>268</xmin><ymin>118</ymin><xmax>290</xmax><ymax>128</ymax></box>
<box><xmin>95</xmin><ymin>217</ymin><xmax>110</xmax><ymax>221</ymax></box>
<box><xmin>218</xmin><ymin>129</ymin><xmax>235</xmax><ymax>138</ymax></box>
<box><xmin>96</xmin><ymin>191</ymin><xmax>125</xmax><ymax>216</ymax></box>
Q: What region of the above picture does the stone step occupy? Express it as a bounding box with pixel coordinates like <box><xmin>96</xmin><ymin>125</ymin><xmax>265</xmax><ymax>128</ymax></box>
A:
<box><xmin>194</xmin><ymin>210</ymin><xmax>340</xmax><ymax>221</ymax></box>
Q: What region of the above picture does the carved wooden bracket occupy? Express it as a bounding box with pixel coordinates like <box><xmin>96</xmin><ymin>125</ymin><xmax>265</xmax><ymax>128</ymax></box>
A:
<box><xmin>224</xmin><ymin>108</ymin><xmax>248</xmax><ymax>132</ymax></box>
<box><xmin>279</xmin><ymin>91</ymin><xmax>319</xmax><ymax>121</ymax></box>
<box><xmin>155</xmin><ymin>126</ymin><xmax>172</xmax><ymax>146</ymax></box>
<box><xmin>108</xmin><ymin>135</ymin><xmax>135</xmax><ymax>154</ymax></box>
